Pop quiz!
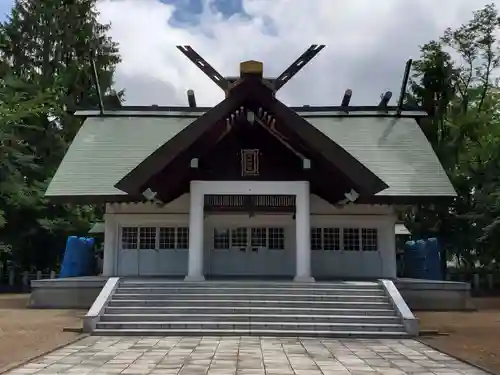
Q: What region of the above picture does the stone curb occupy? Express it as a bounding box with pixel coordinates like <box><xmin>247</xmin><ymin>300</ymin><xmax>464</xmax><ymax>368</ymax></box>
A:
<box><xmin>417</xmin><ymin>338</ymin><xmax>497</xmax><ymax>375</ymax></box>
<box><xmin>0</xmin><ymin>334</ymin><xmax>88</xmax><ymax>375</ymax></box>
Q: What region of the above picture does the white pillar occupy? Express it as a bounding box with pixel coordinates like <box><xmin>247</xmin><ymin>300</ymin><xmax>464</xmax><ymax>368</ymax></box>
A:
<box><xmin>294</xmin><ymin>182</ymin><xmax>314</xmax><ymax>282</ymax></box>
<box><xmin>185</xmin><ymin>182</ymin><xmax>205</xmax><ymax>281</ymax></box>
<box><xmin>102</xmin><ymin>211</ymin><xmax>117</xmax><ymax>277</ymax></box>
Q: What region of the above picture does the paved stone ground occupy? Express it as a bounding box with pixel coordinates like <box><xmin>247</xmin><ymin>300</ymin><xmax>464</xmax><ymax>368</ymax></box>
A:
<box><xmin>4</xmin><ymin>336</ymin><xmax>489</xmax><ymax>375</ymax></box>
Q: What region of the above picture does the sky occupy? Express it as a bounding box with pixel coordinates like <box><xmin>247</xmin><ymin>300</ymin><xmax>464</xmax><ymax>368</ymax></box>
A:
<box><xmin>1</xmin><ymin>0</ymin><xmax>499</xmax><ymax>106</ymax></box>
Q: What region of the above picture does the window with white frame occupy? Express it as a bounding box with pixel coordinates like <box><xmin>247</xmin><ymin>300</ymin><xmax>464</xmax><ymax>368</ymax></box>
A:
<box><xmin>311</xmin><ymin>227</ymin><xmax>322</xmax><ymax>250</ymax></box>
<box><xmin>158</xmin><ymin>227</ymin><xmax>189</xmax><ymax>250</ymax></box>
<box><xmin>343</xmin><ymin>228</ymin><xmax>360</xmax><ymax>251</ymax></box>
<box><xmin>323</xmin><ymin>227</ymin><xmax>340</xmax><ymax>250</ymax></box>
<box><xmin>120</xmin><ymin>226</ymin><xmax>189</xmax><ymax>250</ymax></box>
<box><xmin>158</xmin><ymin>227</ymin><xmax>176</xmax><ymax>249</ymax></box>
<box><xmin>121</xmin><ymin>227</ymin><xmax>138</xmax><ymax>249</ymax></box>
<box><xmin>213</xmin><ymin>227</ymin><xmax>285</xmax><ymax>250</ymax></box>
<box><xmin>251</xmin><ymin>227</ymin><xmax>267</xmax><ymax>247</ymax></box>
<box><xmin>361</xmin><ymin>228</ymin><xmax>378</xmax><ymax>251</ymax></box>
<box><xmin>311</xmin><ymin>227</ymin><xmax>340</xmax><ymax>251</ymax></box>
<box><xmin>176</xmin><ymin>227</ymin><xmax>189</xmax><ymax>249</ymax></box>
<box><xmin>268</xmin><ymin>227</ymin><xmax>285</xmax><ymax>250</ymax></box>
<box><xmin>231</xmin><ymin>227</ymin><xmax>248</xmax><ymax>248</ymax></box>
<box><xmin>214</xmin><ymin>228</ymin><xmax>230</xmax><ymax>249</ymax></box>
<box><xmin>139</xmin><ymin>227</ymin><xmax>156</xmax><ymax>249</ymax></box>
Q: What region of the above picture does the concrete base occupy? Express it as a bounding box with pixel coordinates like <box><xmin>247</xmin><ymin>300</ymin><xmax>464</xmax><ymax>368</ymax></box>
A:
<box><xmin>293</xmin><ymin>276</ymin><xmax>316</xmax><ymax>283</ymax></box>
<box><xmin>184</xmin><ymin>275</ymin><xmax>206</xmax><ymax>282</ymax></box>
<box><xmin>396</xmin><ymin>278</ymin><xmax>474</xmax><ymax>311</ymax></box>
<box><xmin>29</xmin><ymin>277</ymin><xmax>108</xmax><ymax>309</ymax></box>
<box><xmin>28</xmin><ymin>276</ymin><xmax>474</xmax><ymax>312</ymax></box>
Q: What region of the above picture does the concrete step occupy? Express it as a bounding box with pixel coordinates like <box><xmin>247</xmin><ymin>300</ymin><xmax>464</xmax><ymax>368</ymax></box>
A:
<box><xmin>111</xmin><ymin>293</ymin><xmax>389</xmax><ymax>302</ymax></box>
<box><xmin>104</xmin><ymin>306</ymin><xmax>397</xmax><ymax>316</ymax></box>
<box><xmin>99</xmin><ymin>314</ymin><xmax>401</xmax><ymax>324</ymax></box>
<box><xmin>107</xmin><ymin>299</ymin><xmax>393</xmax><ymax>309</ymax></box>
<box><xmin>92</xmin><ymin>328</ymin><xmax>409</xmax><ymax>338</ymax></box>
<box><xmin>119</xmin><ymin>281</ymin><xmax>381</xmax><ymax>289</ymax></box>
<box><xmin>95</xmin><ymin>321</ymin><xmax>406</xmax><ymax>333</ymax></box>
<box><xmin>114</xmin><ymin>287</ymin><xmax>385</xmax><ymax>296</ymax></box>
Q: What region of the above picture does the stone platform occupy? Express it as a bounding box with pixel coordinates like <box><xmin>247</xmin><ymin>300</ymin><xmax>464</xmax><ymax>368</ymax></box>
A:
<box><xmin>29</xmin><ymin>276</ymin><xmax>108</xmax><ymax>309</ymax></box>
<box><xmin>396</xmin><ymin>278</ymin><xmax>474</xmax><ymax>311</ymax></box>
<box><xmin>29</xmin><ymin>276</ymin><xmax>473</xmax><ymax>311</ymax></box>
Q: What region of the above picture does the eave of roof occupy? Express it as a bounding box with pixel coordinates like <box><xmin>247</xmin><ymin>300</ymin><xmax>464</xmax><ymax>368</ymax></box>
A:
<box><xmin>395</xmin><ymin>223</ymin><xmax>411</xmax><ymax>235</ymax></box>
<box><xmin>89</xmin><ymin>222</ymin><xmax>105</xmax><ymax>234</ymax></box>
<box><xmin>46</xmin><ymin>193</ymin><xmax>455</xmax><ymax>205</ymax></box>
<box><xmin>74</xmin><ymin>106</ymin><xmax>428</xmax><ymax>119</ymax></box>
<box><xmin>44</xmin><ymin>115</ymin><xmax>456</xmax><ymax>202</ymax></box>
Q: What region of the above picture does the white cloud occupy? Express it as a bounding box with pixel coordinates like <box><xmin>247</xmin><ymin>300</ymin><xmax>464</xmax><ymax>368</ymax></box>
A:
<box><xmin>97</xmin><ymin>0</ymin><xmax>500</xmax><ymax>107</ymax></box>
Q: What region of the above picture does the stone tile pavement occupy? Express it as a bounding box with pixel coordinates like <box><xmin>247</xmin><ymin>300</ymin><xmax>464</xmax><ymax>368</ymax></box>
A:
<box><xmin>4</xmin><ymin>336</ymin><xmax>490</xmax><ymax>375</ymax></box>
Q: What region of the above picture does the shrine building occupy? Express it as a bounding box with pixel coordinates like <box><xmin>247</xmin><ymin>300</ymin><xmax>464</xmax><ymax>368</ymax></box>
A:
<box><xmin>45</xmin><ymin>45</ymin><xmax>456</xmax><ymax>282</ymax></box>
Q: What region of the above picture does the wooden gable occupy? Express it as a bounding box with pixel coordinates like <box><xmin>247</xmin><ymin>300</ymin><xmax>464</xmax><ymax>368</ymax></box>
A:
<box><xmin>144</xmin><ymin>117</ymin><xmax>357</xmax><ymax>205</ymax></box>
<box><xmin>114</xmin><ymin>70</ymin><xmax>387</xmax><ymax>205</ymax></box>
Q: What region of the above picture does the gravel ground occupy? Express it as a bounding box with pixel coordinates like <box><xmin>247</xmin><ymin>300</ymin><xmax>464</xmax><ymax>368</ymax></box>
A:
<box><xmin>0</xmin><ymin>294</ymin><xmax>84</xmax><ymax>372</ymax></box>
<box><xmin>417</xmin><ymin>297</ymin><xmax>500</xmax><ymax>374</ymax></box>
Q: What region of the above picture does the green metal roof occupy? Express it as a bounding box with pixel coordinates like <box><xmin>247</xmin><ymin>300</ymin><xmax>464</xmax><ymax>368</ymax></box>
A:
<box><xmin>45</xmin><ymin>117</ymin><xmax>193</xmax><ymax>197</ymax></box>
<box><xmin>305</xmin><ymin>116</ymin><xmax>456</xmax><ymax>196</ymax></box>
<box><xmin>395</xmin><ymin>223</ymin><xmax>411</xmax><ymax>235</ymax></box>
<box><xmin>89</xmin><ymin>222</ymin><xmax>105</xmax><ymax>234</ymax></box>
<box><xmin>45</xmin><ymin>115</ymin><xmax>455</xmax><ymax>199</ymax></box>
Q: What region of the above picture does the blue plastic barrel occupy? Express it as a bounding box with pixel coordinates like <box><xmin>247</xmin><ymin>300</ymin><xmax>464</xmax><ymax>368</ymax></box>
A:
<box><xmin>404</xmin><ymin>240</ymin><xmax>427</xmax><ymax>278</ymax></box>
<box><xmin>59</xmin><ymin>236</ymin><xmax>96</xmax><ymax>278</ymax></box>
<box><xmin>59</xmin><ymin>236</ymin><xmax>80</xmax><ymax>278</ymax></box>
<box><xmin>425</xmin><ymin>237</ymin><xmax>442</xmax><ymax>280</ymax></box>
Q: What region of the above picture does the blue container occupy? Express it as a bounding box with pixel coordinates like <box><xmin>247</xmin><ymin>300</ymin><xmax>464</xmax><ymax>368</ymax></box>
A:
<box><xmin>82</xmin><ymin>237</ymin><xmax>95</xmax><ymax>275</ymax></box>
<box><xmin>59</xmin><ymin>236</ymin><xmax>80</xmax><ymax>278</ymax></box>
<box><xmin>425</xmin><ymin>237</ymin><xmax>442</xmax><ymax>280</ymax></box>
<box><xmin>404</xmin><ymin>240</ymin><xmax>427</xmax><ymax>279</ymax></box>
<box><xmin>59</xmin><ymin>236</ymin><xmax>96</xmax><ymax>278</ymax></box>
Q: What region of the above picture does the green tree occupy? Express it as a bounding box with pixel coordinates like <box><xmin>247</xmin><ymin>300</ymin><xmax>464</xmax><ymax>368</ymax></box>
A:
<box><xmin>405</xmin><ymin>3</ymin><xmax>500</xmax><ymax>271</ymax></box>
<box><xmin>0</xmin><ymin>0</ymin><xmax>122</xmax><ymax>270</ymax></box>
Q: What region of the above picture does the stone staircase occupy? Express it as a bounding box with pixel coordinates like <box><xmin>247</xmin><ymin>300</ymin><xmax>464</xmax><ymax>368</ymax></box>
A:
<box><xmin>91</xmin><ymin>279</ymin><xmax>410</xmax><ymax>337</ymax></box>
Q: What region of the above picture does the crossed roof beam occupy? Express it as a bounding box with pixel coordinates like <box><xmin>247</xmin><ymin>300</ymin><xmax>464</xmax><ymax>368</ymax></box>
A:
<box><xmin>177</xmin><ymin>45</ymin><xmax>413</xmax><ymax>115</ymax></box>
<box><xmin>114</xmin><ymin>64</ymin><xmax>388</xmax><ymax>202</ymax></box>
<box><xmin>85</xmin><ymin>45</ymin><xmax>415</xmax><ymax>116</ymax></box>
<box><xmin>176</xmin><ymin>44</ymin><xmax>325</xmax><ymax>96</ymax></box>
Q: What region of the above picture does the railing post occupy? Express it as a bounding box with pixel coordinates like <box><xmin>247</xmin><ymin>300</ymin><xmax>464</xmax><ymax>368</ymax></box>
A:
<box><xmin>50</xmin><ymin>270</ymin><xmax>56</xmax><ymax>279</ymax></box>
<box><xmin>22</xmin><ymin>271</ymin><xmax>29</xmax><ymax>286</ymax></box>
<box><xmin>487</xmin><ymin>273</ymin><xmax>494</xmax><ymax>290</ymax></box>
<box><xmin>36</xmin><ymin>270</ymin><xmax>42</xmax><ymax>280</ymax></box>
<box><xmin>472</xmin><ymin>273</ymin><xmax>480</xmax><ymax>290</ymax></box>
<box><xmin>8</xmin><ymin>269</ymin><xmax>15</xmax><ymax>286</ymax></box>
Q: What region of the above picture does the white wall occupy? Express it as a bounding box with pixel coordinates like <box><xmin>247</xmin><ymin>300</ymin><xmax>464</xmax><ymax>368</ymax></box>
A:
<box><xmin>103</xmin><ymin>194</ymin><xmax>397</xmax><ymax>279</ymax></box>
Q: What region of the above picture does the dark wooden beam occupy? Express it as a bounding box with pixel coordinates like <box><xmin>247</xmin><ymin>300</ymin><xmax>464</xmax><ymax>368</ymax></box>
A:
<box><xmin>187</xmin><ymin>90</ymin><xmax>197</xmax><ymax>108</ymax></box>
<box><xmin>204</xmin><ymin>206</ymin><xmax>295</xmax><ymax>213</ymax></box>
<box><xmin>397</xmin><ymin>59</ymin><xmax>413</xmax><ymax>116</ymax></box>
<box><xmin>274</xmin><ymin>45</ymin><xmax>325</xmax><ymax>92</ymax></box>
<box><xmin>247</xmin><ymin>83</ymin><xmax>389</xmax><ymax>196</ymax></box>
<box><xmin>254</xmin><ymin>116</ymin><xmax>307</xmax><ymax>160</ymax></box>
<box><xmin>73</xmin><ymin>106</ymin><xmax>429</xmax><ymax>118</ymax></box>
<box><xmin>341</xmin><ymin>89</ymin><xmax>352</xmax><ymax>108</ymax></box>
<box><xmin>90</xmin><ymin>58</ymin><xmax>105</xmax><ymax>115</ymax></box>
<box><xmin>147</xmin><ymin>120</ymin><xmax>230</xmax><ymax>202</ymax></box>
<box><xmin>177</xmin><ymin>45</ymin><xmax>229</xmax><ymax>92</ymax></box>
<box><xmin>115</xmin><ymin>83</ymin><xmax>253</xmax><ymax>195</ymax></box>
